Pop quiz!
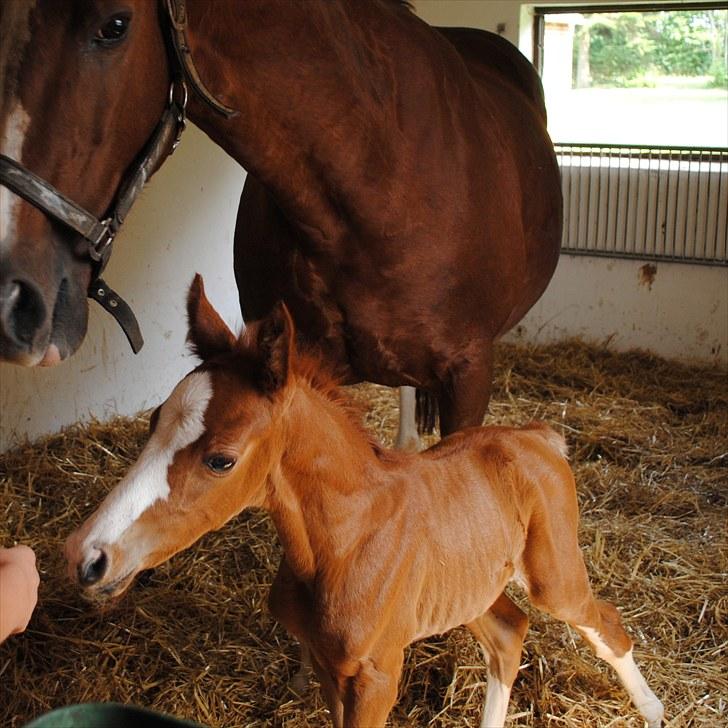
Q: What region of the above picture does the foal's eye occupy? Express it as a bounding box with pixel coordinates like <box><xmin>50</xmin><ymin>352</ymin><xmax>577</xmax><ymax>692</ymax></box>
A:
<box><xmin>95</xmin><ymin>14</ymin><xmax>131</xmax><ymax>45</ymax></box>
<box><xmin>205</xmin><ymin>454</ymin><xmax>236</xmax><ymax>474</ymax></box>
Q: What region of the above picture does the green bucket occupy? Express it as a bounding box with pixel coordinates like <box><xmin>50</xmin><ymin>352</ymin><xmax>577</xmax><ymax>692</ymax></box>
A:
<box><xmin>24</xmin><ymin>703</ymin><xmax>205</xmax><ymax>728</ymax></box>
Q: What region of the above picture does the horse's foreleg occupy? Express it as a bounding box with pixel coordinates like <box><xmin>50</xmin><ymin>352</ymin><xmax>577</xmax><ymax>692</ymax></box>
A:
<box><xmin>309</xmin><ymin>652</ymin><xmax>344</xmax><ymax>728</ymax></box>
<box><xmin>395</xmin><ymin>386</ymin><xmax>420</xmax><ymax>450</ymax></box>
<box><xmin>438</xmin><ymin>348</ymin><xmax>494</xmax><ymax>436</ymax></box>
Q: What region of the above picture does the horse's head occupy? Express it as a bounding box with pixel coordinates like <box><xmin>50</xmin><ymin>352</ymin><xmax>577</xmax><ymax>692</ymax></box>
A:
<box><xmin>0</xmin><ymin>0</ymin><xmax>169</xmax><ymax>365</ymax></box>
<box><xmin>65</xmin><ymin>275</ymin><xmax>295</xmax><ymax>601</ymax></box>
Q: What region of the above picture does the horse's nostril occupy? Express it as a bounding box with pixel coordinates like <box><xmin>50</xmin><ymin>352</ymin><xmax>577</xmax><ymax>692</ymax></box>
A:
<box><xmin>0</xmin><ymin>279</ymin><xmax>47</xmax><ymax>346</ymax></box>
<box><xmin>78</xmin><ymin>549</ymin><xmax>109</xmax><ymax>587</ymax></box>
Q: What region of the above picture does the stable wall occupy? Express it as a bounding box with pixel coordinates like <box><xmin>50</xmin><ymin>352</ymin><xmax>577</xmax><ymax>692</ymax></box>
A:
<box><xmin>1</xmin><ymin>1</ymin><xmax>725</xmax><ymax>451</ymax></box>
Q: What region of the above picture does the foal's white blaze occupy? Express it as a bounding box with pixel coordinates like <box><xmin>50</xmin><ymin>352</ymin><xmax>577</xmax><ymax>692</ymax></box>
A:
<box><xmin>0</xmin><ymin>102</ymin><xmax>31</xmax><ymax>248</ymax></box>
<box><xmin>578</xmin><ymin>625</ymin><xmax>664</xmax><ymax>728</ymax></box>
<box><xmin>79</xmin><ymin>371</ymin><xmax>213</xmax><ymax>552</ymax></box>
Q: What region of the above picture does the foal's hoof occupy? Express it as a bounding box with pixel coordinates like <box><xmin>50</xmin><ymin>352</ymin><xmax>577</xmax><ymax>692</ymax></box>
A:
<box><xmin>289</xmin><ymin>671</ymin><xmax>310</xmax><ymax>695</ymax></box>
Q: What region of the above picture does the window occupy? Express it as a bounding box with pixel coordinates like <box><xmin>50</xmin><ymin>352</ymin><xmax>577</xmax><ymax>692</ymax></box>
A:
<box><xmin>535</xmin><ymin>3</ymin><xmax>728</xmax><ymax>147</ymax></box>
<box><xmin>533</xmin><ymin>3</ymin><xmax>727</xmax><ymax>265</ymax></box>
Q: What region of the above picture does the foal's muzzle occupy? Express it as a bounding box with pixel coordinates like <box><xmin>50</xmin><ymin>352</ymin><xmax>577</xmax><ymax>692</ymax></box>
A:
<box><xmin>78</xmin><ymin>549</ymin><xmax>109</xmax><ymax>587</ymax></box>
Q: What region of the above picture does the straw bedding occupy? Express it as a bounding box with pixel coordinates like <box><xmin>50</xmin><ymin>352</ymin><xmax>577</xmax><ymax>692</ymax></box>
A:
<box><xmin>1</xmin><ymin>340</ymin><xmax>725</xmax><ymax>727</ymax></box>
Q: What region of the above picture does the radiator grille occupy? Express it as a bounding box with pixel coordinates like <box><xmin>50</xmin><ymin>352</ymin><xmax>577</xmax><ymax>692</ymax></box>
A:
<box><xmin>555</xmin><ymin>143</ymin><xmax>728</xmax><ymax>266</ymax></box>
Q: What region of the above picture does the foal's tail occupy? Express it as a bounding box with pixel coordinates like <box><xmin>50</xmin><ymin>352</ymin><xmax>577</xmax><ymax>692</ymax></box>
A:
<box><xmin>416</xmin><ymin>389</ymin><xmax>438</xmax><ymax>436</ymax></box>
<box><xmin>523</xmin><ymin>421</ymin><xmax>569</xmax><ymax>460</ymax></box>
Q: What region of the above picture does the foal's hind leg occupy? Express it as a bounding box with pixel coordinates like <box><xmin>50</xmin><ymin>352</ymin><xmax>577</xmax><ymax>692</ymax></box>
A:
<box><xmin>573</xmin><ymin>600</ymin><xmax>664</xmax><ymax>728</ymax></box>
<box><xmin>466</xmin><ymin>593</ymin><xmax>529</xmax><ymax>728</ymax></box>
<box><xmin>521</xmin><ymin>524</ymin><xmax>664</xmax><ymax>727</ymax></box>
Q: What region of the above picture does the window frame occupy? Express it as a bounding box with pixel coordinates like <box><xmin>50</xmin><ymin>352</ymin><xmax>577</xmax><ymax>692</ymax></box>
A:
<box><xmin>532</xmin><ymin>1</ymin><xmax>728</xmax><ymax>77</ymax></box>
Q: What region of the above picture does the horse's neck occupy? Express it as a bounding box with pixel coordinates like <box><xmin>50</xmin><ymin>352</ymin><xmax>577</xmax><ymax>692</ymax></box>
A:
<box><xmin>184</xmin><ymin>0</ymin><xmax>422</xmax><ymax>246</ymax></box>
<box><xmin>264</xmin><ymin>381</ymin><xmax>390</xmax><ymax>581</ymax></box>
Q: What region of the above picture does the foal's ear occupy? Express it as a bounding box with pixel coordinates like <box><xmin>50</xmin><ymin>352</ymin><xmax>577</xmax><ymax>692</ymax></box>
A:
<box><xmin>256</xmin><ymin>302</ymin><xmax>295</xmax><ymax>394</ymax></box>
<box><xmin>186</xmin><ymin>274</ymin><xmax>236</xmax><ymax>360</ymax></box>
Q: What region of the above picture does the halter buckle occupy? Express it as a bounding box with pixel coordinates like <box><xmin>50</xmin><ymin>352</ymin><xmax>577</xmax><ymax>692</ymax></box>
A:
<box><xmin>169</xmin><ymin>80</ymin><xmax>188</xmax><ymax>151</ymax></box>
<box><xmin>89</xmin><ymin>218</ymin><xmax>116</xmax><ymax>264</ymax></box>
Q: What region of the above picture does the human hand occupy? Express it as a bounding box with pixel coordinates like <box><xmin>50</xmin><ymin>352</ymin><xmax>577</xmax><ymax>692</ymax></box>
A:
<box><xmin>0</xmin><ymin>545</ymin><xmax>40</xmax><ymax>641</ymax></box>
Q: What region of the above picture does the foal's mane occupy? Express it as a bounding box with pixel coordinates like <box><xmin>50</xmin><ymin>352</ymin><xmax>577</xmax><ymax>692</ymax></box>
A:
<box><xmin>291</xmin><ymin>349</ymin><xmax>396</xmax><ymax>461</ymax></box>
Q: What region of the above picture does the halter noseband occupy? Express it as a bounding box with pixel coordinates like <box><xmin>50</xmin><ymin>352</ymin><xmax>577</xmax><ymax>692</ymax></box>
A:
<box><xmin>0</xmin><ymin>0</ymin><xmax>237</xmax><ymax>355</ymax></box>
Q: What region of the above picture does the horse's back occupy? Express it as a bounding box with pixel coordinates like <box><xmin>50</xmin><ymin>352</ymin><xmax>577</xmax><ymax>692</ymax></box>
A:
<box><xmin>435</xmin><ymin>26</ymin><xmax>547</xmax><ymax>121</ymax></box>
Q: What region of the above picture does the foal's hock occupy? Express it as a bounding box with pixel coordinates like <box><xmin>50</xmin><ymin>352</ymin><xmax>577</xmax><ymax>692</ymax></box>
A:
<box><xmin>66</xmin><ymin>276</ymin><xmax>663</xmax><ymax>728</ymax></box>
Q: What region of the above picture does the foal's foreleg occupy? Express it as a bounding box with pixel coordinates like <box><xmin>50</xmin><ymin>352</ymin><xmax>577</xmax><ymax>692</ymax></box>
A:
<box><xmin>341</xmin><ymin>650</ymin><xmax>404</xmax><ymax>728</ymax></box>
<box><xmin>289</xmin><ymin>643</ymin><xmax>312</xmax><ymax>694</ymax></box>
<box><xmin>309</xmin><ymin>652</ymin><xmax>344</xmax><ymax>728</ymax></box>
<box><xmin>467</xmin><ymin>593</ymin><xmax>529</xmax><ymax>728</ymax></box>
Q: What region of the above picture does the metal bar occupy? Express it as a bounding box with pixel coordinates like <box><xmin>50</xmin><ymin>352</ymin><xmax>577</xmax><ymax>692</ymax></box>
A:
<box><xmin>622</xmin><ymin>146</ymin><xmax>632</xmax><ymax>255</ymax></box>
<box><xmin>555</xmin><ymin>143</ymin><xmax>728</xmax><ymax>266</ymax></box>
<box><xmin>704</xmin><ymin>150</ymin><xmax>716</xmax><ymax>260</ymax></box>
<box><xmin>556</xmin><ymin>142</ymin><xmax>728</xmax><ymax>158</ymax></box>
<box><xmin>652</xmin><ymin>150</ymin><xmax>661</xmax><ymax>257</ymax></box>
<box><xmin>673</xmin><ymin>148</ymin><xmax>682</xmax><ymax>258</ymax></box>
<box><xmin>715</xmin><ymin>150</ymin><xmax>726</xmax><ymax>261</ymax></box>
<box><xmin>560</xmin><ymin>247</ymin><xmax>727</xmax><ymax>267</ymax></box>
<box><xmin>604</xmin><ymin>146</ymin><xmax>613</xmax><ymax>253</ymax></box>
<box><xmin>535</xmin><ymin>2</ymin><xmax>728</xmax><ymax>15</ymax></box>
<box><xmin>695</xmin><ymin>150</ymin><xmax>704</xmax><ymax>260</ymax></box>
<box><xmin>682</xmin><ymin>155</ymin><xmax>693</xmax><ymax>259</ymax></box>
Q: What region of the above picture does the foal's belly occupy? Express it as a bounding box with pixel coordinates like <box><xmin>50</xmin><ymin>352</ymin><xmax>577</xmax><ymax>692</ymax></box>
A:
<box><xmin>410</xmin><ymin>560</ymin><xmax>514</xmax><ymax>642</ymax></box>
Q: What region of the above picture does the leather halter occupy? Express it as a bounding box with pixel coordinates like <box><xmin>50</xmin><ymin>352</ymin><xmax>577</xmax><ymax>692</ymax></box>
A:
<box><xmin>0</xmin><ymin>0</ymin><xmax>237</xmax><ymax>355</ymax></box>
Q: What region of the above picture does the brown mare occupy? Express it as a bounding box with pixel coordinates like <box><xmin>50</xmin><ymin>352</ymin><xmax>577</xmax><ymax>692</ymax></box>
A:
<box><xmin>65</xmin><ymin>276</ymin><xmax>663</xmax><ymax>728</ymax></box>
<box><xmin>0</xmin><ymin>0</ymin><xmax>561</xmax><ymax>438</ymax></box>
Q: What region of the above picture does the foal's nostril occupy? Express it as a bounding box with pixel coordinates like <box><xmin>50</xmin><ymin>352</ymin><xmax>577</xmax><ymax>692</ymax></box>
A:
<box><xmin>78</xmin><ymin>549</ymin><xmax>109</xmax><ymax>586</ymax></box>
<box><xmin>0</xmin><ymin>279</ymin><xmax>47</xmax><ymax>346</ymax></box>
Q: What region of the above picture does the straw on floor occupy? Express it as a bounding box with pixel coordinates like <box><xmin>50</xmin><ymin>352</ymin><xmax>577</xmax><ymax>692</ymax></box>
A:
<box><xmin>1</xmin><ymin>340</ymin><xmax>726</xmax><ymax>727</ymax></box>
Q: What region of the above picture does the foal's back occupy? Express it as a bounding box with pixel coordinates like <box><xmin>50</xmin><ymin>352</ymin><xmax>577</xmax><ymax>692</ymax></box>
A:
<box><xmin>375</xmin><ymin>422</ymin><xmax>574</xmax><ymax>642</ymax></box>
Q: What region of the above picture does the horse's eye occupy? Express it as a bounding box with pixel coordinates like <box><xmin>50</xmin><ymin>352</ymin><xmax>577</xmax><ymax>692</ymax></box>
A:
<box><xmin>95</xmin><ymin>14</ymin><xmax>131</xmax><ymax>44</ymax></box>
<box><xmin>205</xmin><ymin>454</ymin><xmax>236</xmax><ymax>474</ymax></box>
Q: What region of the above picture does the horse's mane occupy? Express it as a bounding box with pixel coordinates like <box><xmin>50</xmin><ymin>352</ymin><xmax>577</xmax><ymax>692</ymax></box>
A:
<box><xmin>385</xmin><ymin>0</ymin><xmax>415</xmax><ymax>12</ymax></box>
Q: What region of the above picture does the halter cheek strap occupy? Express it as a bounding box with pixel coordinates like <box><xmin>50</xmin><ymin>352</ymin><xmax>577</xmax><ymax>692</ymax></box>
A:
<box><xmin>165</xmin><ymin>0</ymin><xmax>238</xmax><ymax>118</ymax></box>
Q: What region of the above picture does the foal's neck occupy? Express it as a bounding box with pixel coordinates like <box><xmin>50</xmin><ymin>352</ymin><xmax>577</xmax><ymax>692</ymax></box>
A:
<box><xmin>185</xmin><ymin>0</ymin><xmax>421</xmax><ymax>247</ymax></box>
<box><xmin>265</xmin><ymin>379</ymin><xmax>393</xmax><ymax>581</ymax></box>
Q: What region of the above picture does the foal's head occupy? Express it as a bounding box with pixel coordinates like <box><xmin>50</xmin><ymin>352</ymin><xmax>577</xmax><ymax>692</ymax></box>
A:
<box><xmin>65</xmin><ymin>275</ymin><xmax>294</xmax><ymax>600</ymax></box>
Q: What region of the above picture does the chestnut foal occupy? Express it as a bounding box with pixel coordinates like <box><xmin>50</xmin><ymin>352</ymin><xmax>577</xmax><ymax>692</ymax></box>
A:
<box><xmin>66</xmin><ymin>276</ymin><xmax>663</xmax><ymax>728</ymax></box>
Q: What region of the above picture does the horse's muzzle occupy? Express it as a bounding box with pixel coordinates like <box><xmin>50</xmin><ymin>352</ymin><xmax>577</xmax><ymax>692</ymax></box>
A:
<box><xmin>0</xmin><ymin>263</ymin><xmax>87</xmax><ymax>365</ymax></box>
<box><xmin>0</xmin><ymin>277</ymin><xmax>48</xmax><ymax>361</ymax></box>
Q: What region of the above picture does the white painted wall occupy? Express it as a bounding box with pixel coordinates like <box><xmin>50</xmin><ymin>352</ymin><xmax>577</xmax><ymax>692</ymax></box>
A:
<box><xmin>509</xmin><ymin>255</ymin><xmax>727</xmax><ymax>362</ymax></box>
<box><xmin>1</xmin><ymin>1</ymin><xmax>725</xmax><ymax>450</ymax></box>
